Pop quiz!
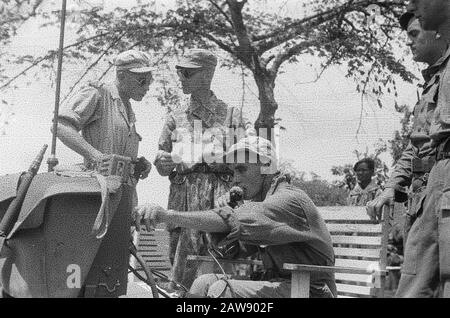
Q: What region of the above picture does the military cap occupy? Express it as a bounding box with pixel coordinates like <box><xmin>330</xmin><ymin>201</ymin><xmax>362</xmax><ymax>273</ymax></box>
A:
<box><xmin>224</xmin><ymin>135</ymin><xmax>277</xmax><ymax>164</ymax></box>
<box><xmin>176</xmin><ymin>49</ymin><xmax>218</xmax><ymax>69</ymax></box>
<box><xmin>113</xmin><ymin>50</ymin><xmax>153</xmax><ymax>73</ymax></box>
<box><xmin>399</xmin><ymin>12</ymin><xmax>415</xmax><ymax>31</ymax></box>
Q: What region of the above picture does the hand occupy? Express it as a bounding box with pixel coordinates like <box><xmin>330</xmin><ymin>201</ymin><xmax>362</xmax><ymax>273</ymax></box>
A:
<box><xmin>155</xmin><ymin>151</ymin><xmax>177</xmax><ymax>169</ymax></box>
<box><xmin>215</xmin><ymin>192</ymin><xmax>231</xmax><ymax>208</ymax></box>
<box><xmin>366</xmin><ymin>188</ymin><xmax>395</xmax><ymax>221</ymax></box>
<box><xmin>133</xmin><ymin>203</ymin><xmax>169</xmax><ymax>232</ymax></box>
<box><xmin>134</xmin><ymin>156</ymin><xmax>152</xmax><ymax>180</ymax></box>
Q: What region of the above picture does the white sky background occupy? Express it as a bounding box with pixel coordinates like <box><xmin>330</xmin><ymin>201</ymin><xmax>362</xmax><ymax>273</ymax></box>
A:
<box><xmin>0</xmin><ymin>0</ymin><xmax>422</xmax><ymax>206</ymax></box>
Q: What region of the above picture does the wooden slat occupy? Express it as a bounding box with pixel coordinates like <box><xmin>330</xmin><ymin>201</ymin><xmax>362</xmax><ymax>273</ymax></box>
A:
<box><xmin>335</xmin><ymin>258</ymin><xmax>382</xmax><ymax>271</ymax></box>
<box><xmin>318</xmin><ymin>206</ymin><xmax>372</xmax><ymax>221</ymax></box>
<box><xmin>327</xmin><ymin>223</ymin><xmax>382</xmax><ymax>234</ymax></box>
<box><xmin>336</xmin><ymin>283</ymin><xmax>374</xmax><ymax>296</ymax></box>
<box><xmin>335</xmin><ymin>273</ymin><xmax>380</xmax><ymax>287</ymax></box>
<box><xmin>332</xmin><ymin>235</ymin><xmax>382</xmax><ymax>246</ymax></box>
<box><xmin>291</xmin><ymin>272</ymin><xmax>310</xmax><ymax>298</ymax></box>
<box><xmin>334</xmin><ymin>247</ymin><xmax>381</xmax><ymax>259</ymax></box>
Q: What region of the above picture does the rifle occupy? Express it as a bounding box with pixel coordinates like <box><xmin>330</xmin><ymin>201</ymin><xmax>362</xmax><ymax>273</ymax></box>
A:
<box><xmin>0</xmin><ymin>144</ymin><xmax>48</xmax><ymax>252</ymax></box>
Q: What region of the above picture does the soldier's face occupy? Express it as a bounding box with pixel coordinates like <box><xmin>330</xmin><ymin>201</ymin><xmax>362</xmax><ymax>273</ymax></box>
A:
<box><xmin>120</xmin><ymin>71</ymin><xmax>153</xmax><ymax>101</ymax></box>
<box><xmin>177</xmin><ymin>67</ymin><xmax>212</xmax><ymax>95</ymax></box>
<box><xmin>355</xmin><ymin>163</ymin><xmax>373</xmax><ymax>185</ymax></box>
<box><xmin>407</xmin><ymin>18</ymin><xmax>445</xmax><ymax>64</ymax></box>
<box><xmin>231</xmin><ymin>163</ymin><xmax>264</xmax><ymax>200</ymax></box>
<box><xmin>409</xmin><ymin>0</ymin><xmax>449</xmax><ymax>31</ymax></box>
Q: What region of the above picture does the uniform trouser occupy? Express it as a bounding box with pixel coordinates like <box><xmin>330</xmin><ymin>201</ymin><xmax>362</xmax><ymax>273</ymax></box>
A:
<box><xmin>189</xmin><ymin>274</ymin><xmax>292</xmax><ymax>298</ymax></box>
<box><xmin>81</xmin><ymin>185</ymin><xmax>133</xmax><ymax>298</ymax></box>
<box><xmin>189</xmin><ymin>274</ymin><xmax>335</xmax><ymax>298</ymax></box>
<box><xmin>396</xmin><ymin>159</ymin><xmax>450</xmax><ymax>297</ymax></box>
<box><xmin>404</xmin><ymin>185</ymin><xmax>427</xmax><ymax>245</ymax></box>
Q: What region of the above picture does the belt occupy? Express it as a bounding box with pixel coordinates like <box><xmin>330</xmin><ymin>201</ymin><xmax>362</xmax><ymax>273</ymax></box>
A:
<box><xmin>436</xmin><ymin>137</ymin><xmax>450</xmax><ymax>161</ymax></box>
<box><xmin>177</xmin><ymin>163</ymin><xmax>233</xmax><ymax>176</ymax></box>
<box><xmin>90</xmin><ymin>154</ymin><xmax>136</xmax><ymax>183</ymax></box>
<box><xmin>411</xmin><ymin>157</ymin><xmax>435</xmax><ymax>174</ymax></box>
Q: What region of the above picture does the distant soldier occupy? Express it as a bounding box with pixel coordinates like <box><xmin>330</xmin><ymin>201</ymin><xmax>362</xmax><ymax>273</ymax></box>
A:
<box><xmin>347</xmin><ymin>158</ymin><xmax>382</xmax><ymax>206</ymax></box>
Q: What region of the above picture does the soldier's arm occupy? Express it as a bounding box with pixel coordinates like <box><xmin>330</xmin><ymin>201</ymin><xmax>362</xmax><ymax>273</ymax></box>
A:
<box><xmin>154</xmin><ymin>114</ymin><xmax>177</xmax><ymax>176</ymax></box>
<box><xmin>134</xmin><ymin>204</ymin><xmax>229</xmax><ymax>233</ymax></box>
<box><xmin>366</xmin><ymin>142</ymin><xmax>416</xmax><ymax>220</ymax></box>
<box><xmin>55</xmin><ymin>119</ymin><xmax>103</xmax><ymax>162</ymax></box>
<box><xmin>53</xmin><ymin>86</ymin><xmax>104</xmax><ymax>162</ymax></box>
<box><xmin>385</xmin><ymin>141</ymin><xmax>416</xmax><ymax>191</ymax></box>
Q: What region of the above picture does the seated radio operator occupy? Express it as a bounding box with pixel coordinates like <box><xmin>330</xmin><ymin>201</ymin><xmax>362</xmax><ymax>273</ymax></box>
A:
<box><xmin>134</xmin><ymin>136</ymin><xmax>336</xmax><ymax>298</ymax></box>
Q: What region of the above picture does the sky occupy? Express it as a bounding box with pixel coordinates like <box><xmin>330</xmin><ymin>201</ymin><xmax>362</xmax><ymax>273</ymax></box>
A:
<box><xmin>0</xmin><ymin>0</ymin><xmax>421</xmax><ymax>207</ymax></box>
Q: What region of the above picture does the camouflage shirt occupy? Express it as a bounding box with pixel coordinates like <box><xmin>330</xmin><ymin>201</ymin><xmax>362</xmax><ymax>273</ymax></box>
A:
<box><xmin>154</xmin><ymin>90</ymin><xmax>252</xmax><ymax>287</ymax></box>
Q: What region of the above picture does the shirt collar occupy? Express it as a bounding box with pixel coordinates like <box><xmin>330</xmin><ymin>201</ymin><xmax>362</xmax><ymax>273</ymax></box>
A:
<box><xmin>422</xmin><ymin>65</ymin><xmax>440</xmax><ymax>83</ymax></box>
<box><xmin>106</xmin><ymin>82</ymin><xmax>121</xmax><ymax>100</ymax></box>
<box><xmin>353</xmin><ymin>178</ymin><xmax>379</xmax><ymax>193</ymax></box>
<box><xmin>430</xmin><ymin>45</ymin><xmax>450</xmax><ymax>71</ymax></box>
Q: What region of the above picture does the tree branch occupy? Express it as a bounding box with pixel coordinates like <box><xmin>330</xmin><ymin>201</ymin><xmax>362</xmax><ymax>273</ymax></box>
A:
<box><xmin>255</xmin><ymin>0</ymin><xmax>403</xmax><ymax>53</ymax></box>
<box><xmin>0</xmin><ymin>32</ymin><xmax>113</xmax><ymax>90</ymax></box>
<box><xmin>0</xmin><ymin>0</ymin><xmax>44</xmax><ymax>26</ymax></box>
<box><xmin>226</xmin><ymin>0</ymin><xmax>254</xmax><ymax>66</ymax></box>
<box><xmin>61</xmin><ymin>33</ymin><xmax>126</xmax><ymax>104</ymax></box>
<box><xmin>269</xmin><ymin>39</ymin><xmax>318</xmax><ymax>75</ymax></box>
<box><xmin>208</xmin><ymin>0</ymin><xmax>234</xmax><ymax>27</ymax></box>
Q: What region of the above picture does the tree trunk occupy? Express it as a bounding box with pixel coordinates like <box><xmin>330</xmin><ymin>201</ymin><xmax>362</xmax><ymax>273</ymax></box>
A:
<box><xmin>253</xmin><ymin>68</ymin><xmax>278</xmax><ymax>132</ymax></box>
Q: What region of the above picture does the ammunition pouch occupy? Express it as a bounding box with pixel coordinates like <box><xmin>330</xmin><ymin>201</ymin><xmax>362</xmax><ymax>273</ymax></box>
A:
<box><xmin>92</xmin><ymin>154</ymin><xmax>134</xmax><ymax>183</ymax></box>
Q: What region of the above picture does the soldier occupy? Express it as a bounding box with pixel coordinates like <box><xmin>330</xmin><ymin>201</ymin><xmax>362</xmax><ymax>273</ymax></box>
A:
<box><xmin>371</xmin><ymin>0</ymin><xmax>450</xmax><ymax>297</ymax></box>
<box><xmin>54</xmin><ymin>49</ymin><xmax>153</xmax><ymax>297</ymax></box>
<box><xmin>136</xmin><ymin>136</ymin><xmax>336</xmax><ymax>298</ymax></box>
<box><xmin>153</xmin><ymin>49</ymin><xmax>254</xmax><ymax>290</ymax></box>
<box><xmin>348</xmin><ymin>158</ymin><xmax>382</xmax><ymax>206</ymax></box>
<box><xmin>367</xmin><ymin>12</ymin><xmax>447</xmax><ymax>244</ymax></box>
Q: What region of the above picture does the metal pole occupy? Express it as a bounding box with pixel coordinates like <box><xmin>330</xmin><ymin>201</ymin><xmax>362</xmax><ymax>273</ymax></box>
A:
<box><xmin>48</xmin><ymin>0</ymin><xmax>67</xmax><ymax>172</ymax></box>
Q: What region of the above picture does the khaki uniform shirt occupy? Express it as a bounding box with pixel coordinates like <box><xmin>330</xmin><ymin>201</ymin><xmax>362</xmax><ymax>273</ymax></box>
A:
<box><xmin>428</xmin><ymin>46</ymin><xmax>450</xmax><ymax>144</ymax></box>
<box><xmin>348</xmin><ymin>179</ymin><xmax>382</xmax><ymax>206</ymax></box>
<box><xmin>58</xmin><ymin>81</ymin><xmax>141</xmax><ymax>165</ymax></box>
<box><xmin>386</xmin><ymin>64</ymin><xmax>441</xmax><ymax>190</ymax></box>
<box><xmin>213</xmin><ymin>173</ymin><xmax>336</xmax><ymax>297</ymax></box>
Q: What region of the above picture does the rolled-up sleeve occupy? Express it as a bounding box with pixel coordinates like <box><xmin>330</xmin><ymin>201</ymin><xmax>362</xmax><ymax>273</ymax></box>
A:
<box><xmin>58</xmin><ymin>86</ymin><xmax>101</xmax><ymax>131</ymax></box>
<box><xmin>385</xmin><ymin>142</ymin><xmax>416</xmax><ymax>190</ymax></box>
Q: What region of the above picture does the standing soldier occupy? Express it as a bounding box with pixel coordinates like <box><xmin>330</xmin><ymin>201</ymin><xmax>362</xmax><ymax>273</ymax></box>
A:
<box><xmin>367</xmin><ymin>12</ymin><xmax>447</xmax><ymax>242</ymax></box>
<box><xmin>367</xmin><ymin>12</ymin><xmax>447</xmax><ymax>294</ymax></box>
<box><xmin>370</xmin><ymin>0</ymin><xmax>450</xmax><ymax>297</ymax></box>
<box><xmin>55</xmin><ymin>50</ymin><xmax>153</xmax><ymax>297</ymax></box>
<box><xmin>153</xmin><ymin>49</ymin><xmax>253</xmax><ymax>290</ymax></box>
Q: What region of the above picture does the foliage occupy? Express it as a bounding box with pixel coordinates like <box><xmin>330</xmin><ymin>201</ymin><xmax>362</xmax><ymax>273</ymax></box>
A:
<box><xmin>332</xmin><ymin>140</ymin><xmax>390</xmax><ymax>190</ymax></box>
<box><xmin>388</xmin><ymin>103</ymin><xmax>414</xmax><ymax>164</ymax></box>
<box><xmin>279</xmin><ymin>159</ymin><xmax>348</xmax><ymax>206</ymax></box>
<box><xmin>0</xmin><ymin>0</ymin><xmax>413</xmax><ymax>130</ymax></box>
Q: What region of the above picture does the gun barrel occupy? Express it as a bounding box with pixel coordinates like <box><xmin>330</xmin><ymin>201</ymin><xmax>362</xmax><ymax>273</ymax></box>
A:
<box><xmin>0</xmin><ymin>145</ymin><xmax>48</xmax><ymax>239</ymax></box>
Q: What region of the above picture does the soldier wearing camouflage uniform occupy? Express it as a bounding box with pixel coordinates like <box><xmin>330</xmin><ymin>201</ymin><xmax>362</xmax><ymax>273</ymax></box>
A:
<box><xmin>154</xmin><ymin>49</ymin><xmax>253</xmax><ymax>289</ymax></box>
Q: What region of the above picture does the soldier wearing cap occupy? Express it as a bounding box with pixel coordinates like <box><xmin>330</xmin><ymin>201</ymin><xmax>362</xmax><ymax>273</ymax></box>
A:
<box><xmin>136</xmin><ymin>136</ymin><xmax>336</xmax><ymax>298</ymax></box>
<box><xmin>54</xmin><ymin>49</ymin><xmax>153</xmax><ymax>297</ymax></box>
<box><xmin>153</xmin><ymin>49</ymin><xmax>254</xmax><ymax>289</ymax></box>
<box><xmin>390</xmin><ymin>0</ymin><xmax>450</xmax><ymax>298</ymax></box>
<box><xmin>366</xmin><ymin>10</ymin><xmax>447</xmax><ymax>296</ymax></box>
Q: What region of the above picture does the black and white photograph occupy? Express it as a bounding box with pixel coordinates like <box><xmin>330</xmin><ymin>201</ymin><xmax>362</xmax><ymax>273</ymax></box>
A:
<box><xmin>0</xmin><ymin>0</ymin><xmax>448</xmax><ymax>301</ymax></box>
